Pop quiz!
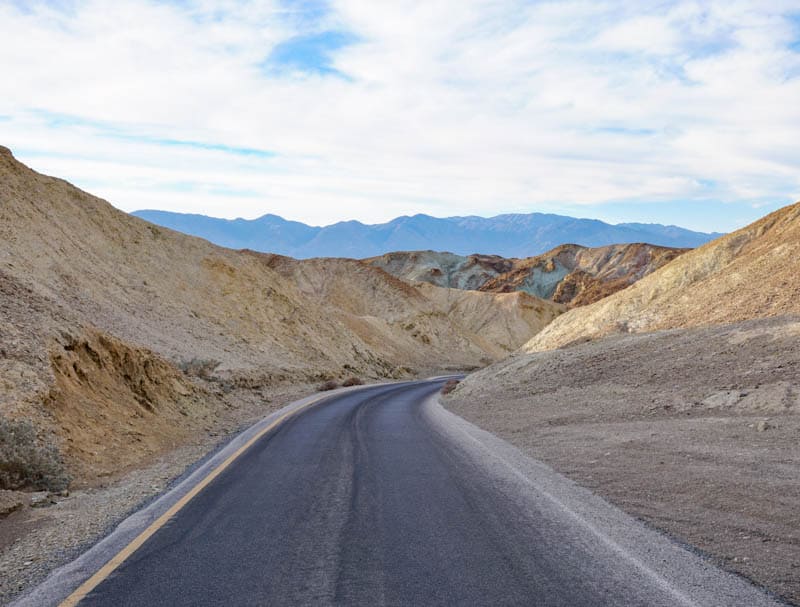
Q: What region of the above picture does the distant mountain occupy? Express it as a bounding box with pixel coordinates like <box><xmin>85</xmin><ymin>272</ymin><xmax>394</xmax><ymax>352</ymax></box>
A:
<box><xmin>132</xmin><ymin>210</ymin><xmax>723</xmax><ymax>258</ymax></box>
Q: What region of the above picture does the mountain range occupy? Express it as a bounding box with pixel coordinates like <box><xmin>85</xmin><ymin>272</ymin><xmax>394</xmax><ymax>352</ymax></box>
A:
<box><xmin>131</xmin><ymin>210</ymin><xmax>722</xmax><ymax>258</ymax></box>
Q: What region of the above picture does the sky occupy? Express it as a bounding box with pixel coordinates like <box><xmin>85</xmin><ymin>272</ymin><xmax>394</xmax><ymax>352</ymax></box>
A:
<box><xmin>1</xmin><ymin>1</ymin><xmax>799</xmax><ymax>232</ymax></box>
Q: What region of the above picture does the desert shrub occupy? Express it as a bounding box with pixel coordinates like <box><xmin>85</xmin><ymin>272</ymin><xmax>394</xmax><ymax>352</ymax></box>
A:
<box><xmin>318</xmin><ymin>380</ymin><xmax>339</xmax><ymax>391</ymax></box>
<box><xmin>178</xmin><ymin>358</ymin><xmax>221</xmax><ymax>379</ymax></box>
<box><xmin>0</xmin><ymin>417</ymin><xmax>70</xmax><ymax>491</ymax></box>
<box><xmin>441</xmin><ymin>379</ymin><xmax>460</xmax><ymax>395</ymax></box>
<box><xmin>342</xmin><ymin>377</ymin><xmax>364</xmax><ymax>387</ymax></box>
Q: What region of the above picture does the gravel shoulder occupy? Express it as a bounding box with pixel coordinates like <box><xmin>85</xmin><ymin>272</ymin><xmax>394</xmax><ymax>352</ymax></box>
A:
<box><xmin>444</xmin><ymin>316</ymin><xmax>800</xmax><ymax>605</ymax></box>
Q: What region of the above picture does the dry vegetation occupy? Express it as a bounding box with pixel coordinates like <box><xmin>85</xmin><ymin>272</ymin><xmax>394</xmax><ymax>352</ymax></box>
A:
<box><xmin>177</xmin><ymin>358</ymin><xmax>221</xmax><ymax>379</ymax></box>
<box><xmin>440</xmin><ymin>379</ymin><xmax>460</xmax><ymax>394</ymax></box>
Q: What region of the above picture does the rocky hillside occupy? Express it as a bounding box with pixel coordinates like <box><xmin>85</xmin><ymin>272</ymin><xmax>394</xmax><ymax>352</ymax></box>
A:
<box><xmin>367</xmin><ymin>243</ymin><xmax>684</xmax><ymax>307</ymax></box>
<box><xmin>0</xmin><ymin>146</ymin><xmax>561</xmax><ymax>487</ymax></box>
<box><xmin>524</xmin><ymin>202</ymin><xmax>800</xmax><ymax>352</ymax></box>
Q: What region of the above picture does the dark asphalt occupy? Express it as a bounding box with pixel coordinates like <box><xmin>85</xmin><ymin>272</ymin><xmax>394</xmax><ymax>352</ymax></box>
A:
<box><xmin>72</xmin><ymin>380</ymin><xmax>749</xmax><ymax>606</ymax></box>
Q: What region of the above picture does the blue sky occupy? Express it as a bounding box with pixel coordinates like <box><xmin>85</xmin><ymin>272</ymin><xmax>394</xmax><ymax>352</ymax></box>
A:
<box><xmin>1</xmin><ymin>0</ymin><xmax>799</xmax><ymax>232</ymax></box>
<box><xmin>265</xmin><ymin>30</ymin><xmax>358</xmax><ymax>77</ymax></box>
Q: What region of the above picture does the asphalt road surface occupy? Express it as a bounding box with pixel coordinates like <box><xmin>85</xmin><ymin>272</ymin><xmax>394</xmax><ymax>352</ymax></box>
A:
<box><xmin>51</xmin><ymin>380</ymin><xmax>779</xmax><ymax>606</ymax></box>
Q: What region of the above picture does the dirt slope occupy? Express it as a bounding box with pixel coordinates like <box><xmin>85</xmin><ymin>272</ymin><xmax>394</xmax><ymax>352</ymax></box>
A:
<box><xmin>0</xmin><ymin>145</ymin><xmax>367</xmax><ymax>378</ymax></box>
<box><xmin>524</xmin><ymin>202</ymin><xmax>800</xmax><ymax>352</ymax></box>
<box><xmin>366</xmin><ymin>243</ymin><xmax>684</xmax><ymax>307</ymax></box>
<box><xmin>48</xmin><ymin>329</ymin><xmax>217</xmax><ymax>485</ymax></box>
<box><xmin>0</xmin><ymin>145</ymin><xmax>559</xmax><ymax>487</ymax></box>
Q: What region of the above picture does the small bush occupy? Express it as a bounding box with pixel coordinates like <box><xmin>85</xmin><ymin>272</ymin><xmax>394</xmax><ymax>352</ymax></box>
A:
<box><xmin>318</xmin><ymin>380</ymin><xmax>339</xmax><ymax>391</ymax></box>
<box><xmin>0</xmin><ymin>417</ymin><xmax>70</xmax><ymax>492</ymax></box>
<box><xmin>342</xmin><ymin>377</ymin><xmax>364</xmax><ymax>387</ymax></box>
<box><xmin>178</xmin><ymin>358</ymin><xmax>221</xmax><ymax>379</ymax></box>
<box><xmin>441</xmin><ymin>379</ymin><xmax>460</xmax><ymax>395</ymax></box>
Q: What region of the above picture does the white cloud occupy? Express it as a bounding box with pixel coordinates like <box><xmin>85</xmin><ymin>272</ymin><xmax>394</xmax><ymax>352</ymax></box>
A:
<box><xmin>0</xmin><ymin>0</ymin><xmax>799</xmax><ymax>229</ymax></box>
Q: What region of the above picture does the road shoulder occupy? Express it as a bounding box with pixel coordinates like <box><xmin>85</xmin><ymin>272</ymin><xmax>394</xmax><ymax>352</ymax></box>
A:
<box><xmin>424</xmin><ymin>393</ymin><xmax>785</xmax><ymax>607</ymax></box>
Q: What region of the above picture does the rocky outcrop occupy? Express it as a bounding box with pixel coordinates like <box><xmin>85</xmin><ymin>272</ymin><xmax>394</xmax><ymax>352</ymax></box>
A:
<box><xmin>364</xmin><ymin>251</ymin><xmax>514</xmax><ymax>291</ymax></box>
<box><xmin>367</xmin><ymin>243</ymin><xmax>685</xmax><ymax>307</ymax></box>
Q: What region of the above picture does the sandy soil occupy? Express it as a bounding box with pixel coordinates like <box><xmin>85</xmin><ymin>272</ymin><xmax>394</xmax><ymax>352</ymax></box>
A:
<box><xmin>444</xmin><ymin>316</ymin><xmax>800</xmax><ymax>605</ymax></box>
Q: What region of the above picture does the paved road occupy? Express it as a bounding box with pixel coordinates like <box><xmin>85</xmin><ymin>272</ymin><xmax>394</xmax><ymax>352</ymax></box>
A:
<box><xmin>66</xmin><ymin>380</ymin><xmax>779</xmax><ymax>606</ymax></box>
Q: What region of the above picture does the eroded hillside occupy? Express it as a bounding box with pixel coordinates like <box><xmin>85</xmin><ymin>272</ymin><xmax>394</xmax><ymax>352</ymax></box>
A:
<box><xmin>0</xmin><ymin>145</ymin><xmax>560</xmax><ymax>487</ymax></box>
<box><xmin>523</xmin><ymin>202</ymin><xmax>800</xmax><ymax>352</ymax></box>
<box><xmin>367</xmin><ymin>243</ymin><xmax>684</xmax><ymax>307</ymax></box>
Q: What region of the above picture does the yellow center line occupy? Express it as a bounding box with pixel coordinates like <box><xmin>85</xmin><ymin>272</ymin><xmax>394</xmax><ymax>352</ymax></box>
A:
<box><xmin>59</xmin><ymin>393</ymin><xmax>331</xmax><ymax>607</ymax></box>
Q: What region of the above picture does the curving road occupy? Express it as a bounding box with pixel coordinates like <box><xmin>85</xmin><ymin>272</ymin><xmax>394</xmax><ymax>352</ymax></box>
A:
<box><xmin>25</xmin><ymin>379</ymin><xmax>781</xmax><ymax>607</ymax></box>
